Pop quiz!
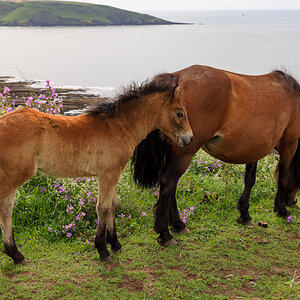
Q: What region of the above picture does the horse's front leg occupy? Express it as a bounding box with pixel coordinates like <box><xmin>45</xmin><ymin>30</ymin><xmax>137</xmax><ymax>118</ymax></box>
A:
<box><xmin>95</xmin><ymin>175</ymin><xmax>121</xmax><ymax>262</ymax></box>
<box><xmin>236</xmin><ymin>162</ymin><xmax>257</xmax><ymax>226</ymax></box>
<box><xmin>155</xmin><ymin>151</ymin><xmax>193</xmax><ymax>246</ymax></box>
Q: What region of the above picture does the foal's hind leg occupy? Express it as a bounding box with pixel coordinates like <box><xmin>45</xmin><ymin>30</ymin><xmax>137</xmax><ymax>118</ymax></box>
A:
<box><xmin>236</xmin><ymin>162</ymin><xmax>257</xmax><ymax>226</ymax></box>
<box><xmin>0</xmin><ymin>191</ymin><xmax>26</xmax><ymax>264</ymax></box>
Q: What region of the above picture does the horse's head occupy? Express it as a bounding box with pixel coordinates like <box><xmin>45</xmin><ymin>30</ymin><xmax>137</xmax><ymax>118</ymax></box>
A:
<box><xmin>155</xmin><ymin>74</ymin><xmax>193</xmax><ymax>148</ymax></box>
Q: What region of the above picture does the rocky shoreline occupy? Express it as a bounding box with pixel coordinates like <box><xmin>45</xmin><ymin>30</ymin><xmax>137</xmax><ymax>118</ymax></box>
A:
<box><xmin>0</xmin><ymin>76</ymin><xmax>108</xmax><ymax>114</ymax></box>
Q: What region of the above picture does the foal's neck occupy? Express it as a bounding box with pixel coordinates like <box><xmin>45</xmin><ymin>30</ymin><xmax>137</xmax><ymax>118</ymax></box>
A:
<box><xmin>112</xmin><ymin>93</ymin><xmax>163</xmax><ymax>149</ymax></box>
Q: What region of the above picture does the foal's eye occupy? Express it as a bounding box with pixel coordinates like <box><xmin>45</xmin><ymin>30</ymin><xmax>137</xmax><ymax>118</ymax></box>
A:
<box><xmin>176</xmin><ymin>112</ymin><xmax>184</xmax><ymax>118</ymax></box>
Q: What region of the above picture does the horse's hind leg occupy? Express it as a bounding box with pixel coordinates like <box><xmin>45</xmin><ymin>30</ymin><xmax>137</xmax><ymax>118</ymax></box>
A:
<box><xmin>274</xmin><ymin>140</ymin><xmax>298</xmax><ymax>217</ymax></box>
<box><xmin>285</xmin><ymin>140</ymin><xmax>300</xmax><ymax>207</ymax></box>
<box><xmin>236</xmin><ymin>162</ymin><xmax>257</xmax><ymax>226</ymax></box>
<box><xmin>0</xmin><ymin>191</ymin><xmax>26</xmax><ymax>264</ymax></box>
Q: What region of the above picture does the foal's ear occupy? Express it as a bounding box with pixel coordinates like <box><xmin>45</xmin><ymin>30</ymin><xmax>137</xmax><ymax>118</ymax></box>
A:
<box><xmin>152</xmin><ymin>73</ymin><xmax>179</xmax><ymax>99</ymax></box>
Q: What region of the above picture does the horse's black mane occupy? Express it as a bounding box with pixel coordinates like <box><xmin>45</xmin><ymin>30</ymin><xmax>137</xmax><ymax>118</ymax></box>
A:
<box><xmin>274</xmin><ymin>70</ymin><xmax>300</xmax><ymax>96</ymax></box>
<box><xmin>86</xmin><ymin>73</ymin><xmax>178</xmax><ymax>117</ymax></box>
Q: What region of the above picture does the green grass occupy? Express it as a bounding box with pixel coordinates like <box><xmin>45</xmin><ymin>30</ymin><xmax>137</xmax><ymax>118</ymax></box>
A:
<box><xmin>0</xmin><ymin>151</ymin><xmax>299</xmax><ymax>299</ymax></box>
<box><xmin>0</xmin><ymin>1</ymin><xmax>172</xmax><ymax>26</ymax></box>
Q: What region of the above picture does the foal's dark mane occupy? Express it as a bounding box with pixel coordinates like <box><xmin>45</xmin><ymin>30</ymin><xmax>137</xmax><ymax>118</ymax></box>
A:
<box><xmin>274</xmin><ymin>70</ymin><xmax>300</xmax><ymax>96</ymax></box>
<box><xmin>86</xmin><ymin>73</ymin><xmax>178</xmax><ymax>117</ymax></box>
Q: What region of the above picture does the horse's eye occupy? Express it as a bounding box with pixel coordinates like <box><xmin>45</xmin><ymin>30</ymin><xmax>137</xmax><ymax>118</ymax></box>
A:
<box><xmin>176</xmin><ymin>112</ymin><xmax>184</xmax><ymax>118</ymax></box>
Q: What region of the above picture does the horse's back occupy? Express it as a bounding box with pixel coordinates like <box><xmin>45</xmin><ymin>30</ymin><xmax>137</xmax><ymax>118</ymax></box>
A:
<box><xmin>173</xmin><ymin>65</ymin><xmax>300</xmax><ymax>163</ymax></box>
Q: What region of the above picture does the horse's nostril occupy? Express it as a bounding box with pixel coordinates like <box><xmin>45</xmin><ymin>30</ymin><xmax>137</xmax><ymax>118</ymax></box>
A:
<box><xmin>190</xmin><ymin>136</ymin><xmax>194</xmax><ymax>142</ymax></box>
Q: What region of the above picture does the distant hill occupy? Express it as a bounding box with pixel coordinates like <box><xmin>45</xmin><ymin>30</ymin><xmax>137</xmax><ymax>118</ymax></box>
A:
<box><xmin>0</xmin><ymin>1</ymin><xmax>174</xmax><ymax>26</ymax></box>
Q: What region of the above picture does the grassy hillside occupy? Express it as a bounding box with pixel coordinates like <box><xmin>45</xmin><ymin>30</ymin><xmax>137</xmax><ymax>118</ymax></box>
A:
<box><xmin>0</xmin><ymin>1</ymin><xmax>173</xmax><ymax>26</ymax></box>
<box><xmin>0</xmin><ymin>84</ymin><xmax>299</xmax><ymax>298</ymax></box>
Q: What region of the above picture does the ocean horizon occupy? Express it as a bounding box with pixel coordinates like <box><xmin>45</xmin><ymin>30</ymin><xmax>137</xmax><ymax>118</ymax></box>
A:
<box><xmin>1</xmin><ymin>10</ymin><xmax>300</xmax><ymax>97</ymax></box>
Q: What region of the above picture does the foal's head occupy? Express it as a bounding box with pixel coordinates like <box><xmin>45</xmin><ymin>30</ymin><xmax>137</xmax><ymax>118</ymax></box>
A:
<box><xmin>152</xmin><ymin>73</ymin><xmax>193</xmax><ymax>148</ymax></box>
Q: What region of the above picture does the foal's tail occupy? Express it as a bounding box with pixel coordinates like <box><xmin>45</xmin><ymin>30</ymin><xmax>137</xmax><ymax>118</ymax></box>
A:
<box><xmin>131</xmin><ymin>130</ymin><xmax>168</xmax><ymax>188</ymax></box>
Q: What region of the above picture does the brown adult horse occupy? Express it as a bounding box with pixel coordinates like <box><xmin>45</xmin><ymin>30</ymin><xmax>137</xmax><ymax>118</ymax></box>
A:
<box><xmin>132</xmin><ymin>65</ymin><xmax>300</xmax><ymax>246</ymax></box>
<box><xmin>0</xmin><ymin>74</ymin><xmax>193</xmax><ymax>264</ymax></box>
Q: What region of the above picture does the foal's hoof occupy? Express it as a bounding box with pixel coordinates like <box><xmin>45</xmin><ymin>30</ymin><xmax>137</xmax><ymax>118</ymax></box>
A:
<box><xmin>236</xmin><ymin>217</ymin><xmax>254</xmax><ymax>226</ymax></box>
<box><xmin>157</xmin><ymin>237</ymin><xmax>178</xmax><ymax>247</ymax></box>
<box><xmin>178</xmin><ymin>228</ymin><xmax>189</xmax><ymax>234</ymax></box>
<box><xmin>101</xmin><ymin>255</ymin><xmax>112</xmax><ymax>263</ymax></box>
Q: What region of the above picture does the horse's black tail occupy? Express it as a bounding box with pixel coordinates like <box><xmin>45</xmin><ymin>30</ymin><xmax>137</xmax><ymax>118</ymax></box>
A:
<box><xmin>131</xmin><ymin>129</ymin><xmax>168</xmax><ymax>188</ymax></box>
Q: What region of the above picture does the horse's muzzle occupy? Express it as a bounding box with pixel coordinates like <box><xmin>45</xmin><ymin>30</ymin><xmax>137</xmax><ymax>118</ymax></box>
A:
<box><xmin>178</xmin><ymin>133</ymin><xmax>194</xmax><ymax>147</ymax></box>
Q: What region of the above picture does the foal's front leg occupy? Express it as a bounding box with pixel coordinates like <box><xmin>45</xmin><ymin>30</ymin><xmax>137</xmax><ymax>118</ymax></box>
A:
<box><xmin>94</xmin><ymin>177</ymin><xmax>121</xmax><ymax>262</ymax></box>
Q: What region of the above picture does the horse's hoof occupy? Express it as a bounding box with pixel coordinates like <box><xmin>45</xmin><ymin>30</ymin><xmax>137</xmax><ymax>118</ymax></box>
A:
<box><xmin>237</xmin><ymin>217</ymin><xmax>253</xmax><ymax>226</ymax></box>
<box><xmin>277</xmin><ymin>210</ymin><xmax>291</xmax><ymax>218</ymax></box>
<box><xmin>18</xmin><ymin>259</ymin><xmax>29</xmax><ymax>265</ymax></box>
<box><xmin>113</xmin><ymin>248</ymin><xmax>122</xmax><ymax>253</ymax></box>
<box><xmin>157</xmin><ymin>237</ymin><xmax>177</xmax><ymax>247</ymax></box>
<box><xmin>101</xmin><ymin>255</ymin><xmax>112</xmax><ymax>262</ymax></box>
<box><xmin>178</xmin><ymin>228</ymin><xmax>189</xmax><ymax>234</ymax></box>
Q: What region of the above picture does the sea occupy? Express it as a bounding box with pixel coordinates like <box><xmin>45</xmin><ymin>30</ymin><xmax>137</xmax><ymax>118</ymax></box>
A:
<box><xmin>1</xmin><ymin>10</ymin><xmax>300</xmax><ymax>97</ymax></box>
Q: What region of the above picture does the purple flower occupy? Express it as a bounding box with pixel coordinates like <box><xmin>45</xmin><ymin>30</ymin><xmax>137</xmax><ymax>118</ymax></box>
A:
<box><xmin>48</xmin><ymin>227</ymin><xmax>53</xmax><ymax>233</ymax></box>
<box><xmin>3</xmin><ymin>86</ymin><xmax>10</xmax><ymax>94</ymax></box>
<box><xmin>58</xmin><ymin>186</ymin><xmax>65</xmax><ymax>193</ymax></box>
<box><xmin>119</xmin><ymin>213</ymin><xmax>125</xmax><ymax>218</ymax></box>
<box><xmin>41</xmin><ymin>187</ymin><xmax>46</xmax><ymax>192</ymax></box>
<box><xmin>67</xmin><ymin>232</ymin><xmax>72</xmax><ymax>237</ymax></box>
<box><xmin>127</xmin><ymin>214</ymin><xmax>132</xmax><ymax>220</ymax></box>
<box><xmin>66</xmin><ymin>205</ymin><xmax>73</xmax><ymax>213</ymax></box>
<box><xmin>25</xmin><ymin>96</ymin><xmax>33</xmax><ymax>106</ymax></box>
<box><xmin>141</xmin><ymin>212</ymin><xmax>148</xmax><ymax>217</ymax></box>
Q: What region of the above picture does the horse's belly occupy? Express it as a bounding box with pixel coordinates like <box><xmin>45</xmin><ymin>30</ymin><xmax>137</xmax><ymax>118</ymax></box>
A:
<box><xmin>201</xmin><ymin>134</ymin><xmax>274</xmax><ymax>164</ymax></box>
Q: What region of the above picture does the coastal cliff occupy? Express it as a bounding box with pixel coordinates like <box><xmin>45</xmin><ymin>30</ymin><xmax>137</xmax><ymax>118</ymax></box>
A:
<box><xmin>0</xmin><ymin>1</ymin><xmax>173</xmax><ymax>26</ymax></box>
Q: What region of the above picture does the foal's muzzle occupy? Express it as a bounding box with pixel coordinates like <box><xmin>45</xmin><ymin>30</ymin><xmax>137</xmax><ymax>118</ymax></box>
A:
<box><xmin>177</xmin><ymin>132</ymin><xmax>194</xmax><ymax>148</ymax></box>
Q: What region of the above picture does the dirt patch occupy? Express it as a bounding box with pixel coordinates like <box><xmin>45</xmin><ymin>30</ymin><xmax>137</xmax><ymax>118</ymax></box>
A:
<box><xmin>3</xmin><ymin>271</ymin><xmax>34</xmax><ymax>280</ymax></box>
<box><xmin>285</xmin><ymin>233</ymin><xmax>300</xmax><ymax>241</ymax></box>
<box><xmin>118</xmin><ymin>274</ymin><xmax>144</xmax><ymax>292</ymax></box>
